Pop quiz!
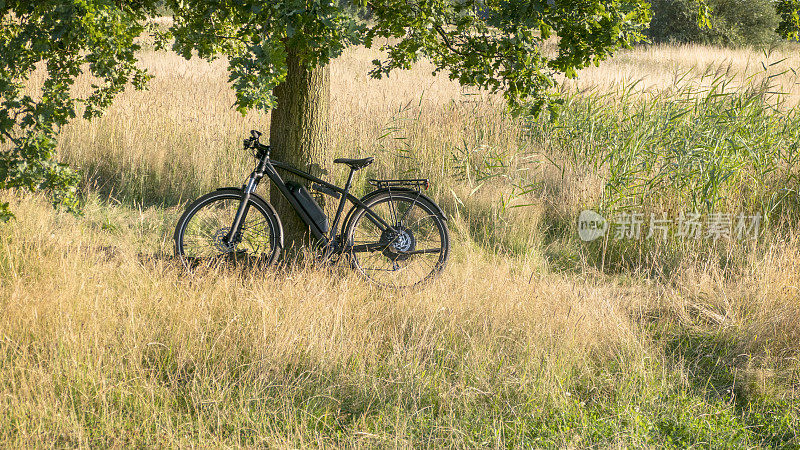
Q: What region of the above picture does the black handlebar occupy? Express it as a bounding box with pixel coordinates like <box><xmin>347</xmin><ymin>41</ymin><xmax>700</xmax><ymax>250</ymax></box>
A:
<box><xmin>243</xmin><ymin>129</ymin><xmax>263</xmax><ymax>149</ymax></box>
<box><xmin>243</xmin><ymin>130</ymin><xmax>270</xmax><ymax>159</ymax></box>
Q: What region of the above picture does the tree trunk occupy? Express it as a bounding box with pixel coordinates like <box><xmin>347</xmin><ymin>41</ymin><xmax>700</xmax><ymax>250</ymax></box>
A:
<box><xmin>269</xmin><ymin>46</ymin><xmax>331</xmax><ymax>251</ymax></box>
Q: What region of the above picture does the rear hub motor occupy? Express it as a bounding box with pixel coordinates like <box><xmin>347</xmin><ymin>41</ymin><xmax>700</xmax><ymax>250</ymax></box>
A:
<box><xmin>381</xmin><ymin>225</ymin><xmax>416</xmax><ymax>262</ymax></box>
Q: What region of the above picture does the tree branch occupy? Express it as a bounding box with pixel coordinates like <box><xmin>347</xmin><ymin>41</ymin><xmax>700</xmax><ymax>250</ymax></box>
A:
<box><xmin>433</xmin><ymin>24</ymin><xmax>469</xmax><ymax>57</ymax></box>
<box><xmin>1</xmin><ymin>128</ymin><xmax>21</xmax><ymax>147</ymax></box>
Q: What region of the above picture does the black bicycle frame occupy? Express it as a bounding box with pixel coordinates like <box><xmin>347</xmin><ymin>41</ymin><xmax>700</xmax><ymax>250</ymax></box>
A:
<box><xmin>225</xmin><ymin>149</ymin><xmax>393</xmax><ymax>249</ymax></box>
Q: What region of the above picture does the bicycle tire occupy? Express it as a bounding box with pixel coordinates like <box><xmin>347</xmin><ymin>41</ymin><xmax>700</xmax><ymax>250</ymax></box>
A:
<box><xmin>345</xmin><ymin>191</ymin><xmax>449</xmax><ymax>288</ymax></box>
<box><xmin>174</xmin><ymin>189</ymin><xmax>283</xmax><ymax>269</ymax></box>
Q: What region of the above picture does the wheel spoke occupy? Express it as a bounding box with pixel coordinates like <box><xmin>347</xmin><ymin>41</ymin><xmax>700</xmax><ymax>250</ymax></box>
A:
<box><xmin>176</xmin><ymin>194</ymin><xmax>279</xmax><ymax>268</ymax></box>
<box><xmin>347</xmin><ymin>192</ymin><xmax>448</xmax><ymax>287</ymax></box>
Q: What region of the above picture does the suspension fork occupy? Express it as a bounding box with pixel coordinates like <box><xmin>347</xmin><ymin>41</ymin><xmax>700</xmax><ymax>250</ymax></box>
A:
<box><xmin>222</xmin><ymin>175</ymin><xmax>256</xmax><ymax>246</ymax></box>
<box><xmin>225</xmin><ymin>157</ymin><xmax>268</xmax><ymax>246</ymax></box>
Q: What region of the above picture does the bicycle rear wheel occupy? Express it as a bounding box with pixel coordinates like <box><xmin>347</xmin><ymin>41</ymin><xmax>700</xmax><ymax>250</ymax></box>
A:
<box><xmin>345</xmin><ymin>191</ymin><xmax>449</xmax><ymax>288</ymax></box>
<box><xmin>174</xmin><ymin>189</ymin><xmax>282</xmax><ymax>269</ymax></box>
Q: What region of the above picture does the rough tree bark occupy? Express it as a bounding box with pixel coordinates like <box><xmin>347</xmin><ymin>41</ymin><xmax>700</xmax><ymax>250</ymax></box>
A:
<box><xmin>269</xmin><ymin>46</ymin><xmax>332</xmax><ymax>251</ymax></box>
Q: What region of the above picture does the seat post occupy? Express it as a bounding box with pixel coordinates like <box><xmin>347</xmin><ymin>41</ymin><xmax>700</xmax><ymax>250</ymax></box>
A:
<box><xmin>329</xmin><ymin>168</ymin><xmax>355</xmax><ymax>239</ymax></box>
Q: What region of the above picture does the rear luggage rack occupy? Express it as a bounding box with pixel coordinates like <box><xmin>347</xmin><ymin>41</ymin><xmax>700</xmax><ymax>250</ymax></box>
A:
<box><xmin>368</xmin><ymin>178</ymin><xmax>429</xmax><ymax>190</ymax></box>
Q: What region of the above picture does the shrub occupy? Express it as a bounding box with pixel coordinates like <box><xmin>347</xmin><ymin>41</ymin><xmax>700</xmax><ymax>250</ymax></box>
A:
<box><xmin>647</xmin><ymin>0</ymin><xmax>780</xmax><ymax>46</ymax></box>
<box><xmin>776</xmin><ymin>0</ymin><xmax>800</xmax><ymax>41</ymax></box>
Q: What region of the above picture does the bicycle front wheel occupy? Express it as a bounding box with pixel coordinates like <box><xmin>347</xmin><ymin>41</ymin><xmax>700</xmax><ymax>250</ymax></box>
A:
<box><xmin>345</xmin><ymin>191</ymin><xmax>449</xmax><ymax>288</ymax></box>
<box><xmin>174</xmin><ymin>189</ymin><xmax>282</xmax><ymax>269</ymax></box>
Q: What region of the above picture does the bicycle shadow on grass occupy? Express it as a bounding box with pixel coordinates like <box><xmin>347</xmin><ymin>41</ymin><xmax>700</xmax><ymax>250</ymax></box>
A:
<box><xmin>127</xmin><ymin>248</ymin><xmax>355</xmax><ymax>284</ymax></box>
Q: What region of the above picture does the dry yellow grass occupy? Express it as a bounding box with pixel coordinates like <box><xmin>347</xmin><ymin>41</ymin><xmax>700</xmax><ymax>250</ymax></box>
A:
<box><xmin>2</xmin><ymin>41</ymin><xmax>800</xmax><ymax>446</ymax></box>
<box><xmin>0</xmin><ymin>192</ymin><xmax>644</xmax><ymax>445</ymax></box>
<box><xmin>561</xmin><ymin>43</ymin><xmax>800</xmax><ymax>111</ymax></box>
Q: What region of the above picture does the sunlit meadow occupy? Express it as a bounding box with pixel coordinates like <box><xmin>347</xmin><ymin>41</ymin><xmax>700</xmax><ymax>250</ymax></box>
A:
<box><xmin>2</xmin><ymin>37</ymin><xmax>800</xmax><ymax>446</ymax></box>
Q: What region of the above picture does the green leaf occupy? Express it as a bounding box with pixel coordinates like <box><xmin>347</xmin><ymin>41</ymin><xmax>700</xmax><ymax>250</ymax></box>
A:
<box><xmin>0</xmin><ymin>202</ymin><xmax>12</xmax><ymax>222</ymax></box>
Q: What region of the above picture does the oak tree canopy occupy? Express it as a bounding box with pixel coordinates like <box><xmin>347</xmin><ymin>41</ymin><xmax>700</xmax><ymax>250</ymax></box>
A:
<box><xmin>1</xmin><ymin>0</ymin><xmax>653</xmax><ymax>226</ymax></box>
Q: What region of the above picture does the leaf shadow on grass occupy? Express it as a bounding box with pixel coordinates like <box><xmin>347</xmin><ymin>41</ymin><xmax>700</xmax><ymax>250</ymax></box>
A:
<box><xmin>80</xmin><ymin>159</ymin><xmax>209</xmax><ymax>210</ymax></box>
<box><xmin>653</xmin><ymin>326</ymin><xmax>800</xmax><ymax>446</ymax></box>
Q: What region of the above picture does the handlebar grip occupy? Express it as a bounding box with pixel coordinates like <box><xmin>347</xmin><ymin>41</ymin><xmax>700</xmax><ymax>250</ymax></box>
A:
<box><xmin>251</xmin><ymin>130</ymin><xmax>262</xmax><ymax>139</ymax></box>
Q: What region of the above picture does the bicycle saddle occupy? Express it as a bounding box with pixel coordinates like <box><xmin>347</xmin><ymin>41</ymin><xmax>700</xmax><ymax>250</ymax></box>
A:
<box><xmin>334</xmin><ymin>157</ymin><xmax>374</xmax><ymax>171</ymax></box>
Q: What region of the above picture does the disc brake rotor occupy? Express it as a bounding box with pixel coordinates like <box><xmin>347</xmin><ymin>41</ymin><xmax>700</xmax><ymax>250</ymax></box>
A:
<box><xmin>212</xmin><ymin>228</ymin><xmax>236</xmax><ymax>253</ymax></box>
<box><xmin>381</xmin><ymin>225</ymin><xmax>416</xmax><ymax>262</ymax></box>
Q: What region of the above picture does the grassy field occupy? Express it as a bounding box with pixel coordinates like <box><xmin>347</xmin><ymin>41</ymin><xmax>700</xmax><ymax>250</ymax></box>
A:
<box><xmin>2</xmin><ymin>41</ymin><xmax>800</xmax><ymax>446</ymax></box>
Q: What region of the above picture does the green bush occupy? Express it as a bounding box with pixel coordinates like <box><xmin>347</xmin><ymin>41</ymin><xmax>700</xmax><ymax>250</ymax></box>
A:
<box><xmin>776</xmin><ymin>0</ymin><xmax>800</xmax><ymax>40</ymax></box>
<box><xmin>647</xmin><ymin>0</ymin><xmax>780</xmax><ymax>46</ymax></box>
